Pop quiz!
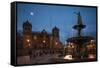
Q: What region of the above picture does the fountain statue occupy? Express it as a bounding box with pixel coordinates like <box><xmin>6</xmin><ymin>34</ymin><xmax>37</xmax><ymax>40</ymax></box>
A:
<box><xmin>66</xmin><ymin>12</ymin><xmax>95</xmax><ymax>59</ymax></box>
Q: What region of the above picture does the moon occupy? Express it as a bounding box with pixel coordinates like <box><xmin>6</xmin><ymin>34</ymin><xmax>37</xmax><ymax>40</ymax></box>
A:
<box><xmin>30</xmin><ymin>12</ymin><xmax>34</xmax><ymax>16</ymax></box>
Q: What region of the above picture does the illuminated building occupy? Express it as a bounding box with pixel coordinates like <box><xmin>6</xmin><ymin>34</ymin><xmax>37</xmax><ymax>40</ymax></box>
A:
<box><xmin>17</xmin><ymin>20</ymin><xmax>62</xmax><ymax>56</ymax></box>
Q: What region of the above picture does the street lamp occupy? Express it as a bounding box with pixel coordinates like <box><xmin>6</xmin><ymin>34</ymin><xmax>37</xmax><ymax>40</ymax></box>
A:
<box><xmin>26</xmin><ymin>39</ymin><xmax>31</xmax><ymax>47</ymax></box>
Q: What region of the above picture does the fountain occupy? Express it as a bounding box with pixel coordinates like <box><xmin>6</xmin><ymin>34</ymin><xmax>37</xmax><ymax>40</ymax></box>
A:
<box><xmin>66</xmin><ymin>12</ymin><xmax>95</xmax><ymax>59</ymax></box>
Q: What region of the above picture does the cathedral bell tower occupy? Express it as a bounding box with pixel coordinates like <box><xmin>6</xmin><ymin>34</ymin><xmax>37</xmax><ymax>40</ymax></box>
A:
<box><xmin>52</xmin><ymin>26</ymin><xmax>59</xmax><ymax>38</ymax></box>
<box><xmin>23</xmin><ymin>20</ymin><xmax>32</xmax><ymax>48</ymax></box>
<box><xmin>52</xmin><ymin>26</ymin><xmax>60</xmax><ymax>48</ymax></box>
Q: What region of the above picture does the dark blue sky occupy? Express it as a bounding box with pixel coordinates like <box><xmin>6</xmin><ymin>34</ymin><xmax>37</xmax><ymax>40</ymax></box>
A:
<box><xmin>17</xmin><ymin>3</ymin><xmax>97</xmax><ymax>44</ymax></box>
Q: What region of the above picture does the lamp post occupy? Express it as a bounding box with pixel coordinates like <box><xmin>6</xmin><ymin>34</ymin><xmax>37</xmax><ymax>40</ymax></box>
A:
<box><xmin>27</xmin><ymin>39</ymin><xmax>32</xmax><ymax>59</ymax></box>
<box><xmin>43</xmin><ymin>40</ymin><xmax>46</xmax><ymax>48</ymax></box>
<box><xmin>26</xmin><ymin>39</ymin><xmax>31</xmax><ymax>47</ymax></box>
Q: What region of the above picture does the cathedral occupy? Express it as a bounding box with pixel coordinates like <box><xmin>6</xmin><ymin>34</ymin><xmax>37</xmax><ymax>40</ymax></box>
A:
<box><xmin>17</xmin><ymin>20</ymin><xmax>63</xmax><ymax>57</ymax></box>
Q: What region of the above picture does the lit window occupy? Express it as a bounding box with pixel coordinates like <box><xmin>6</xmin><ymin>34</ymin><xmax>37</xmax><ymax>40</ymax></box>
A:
<box><xmin>87</xmin><ymin>44</ymin><xmax>93</xmax><ymax>48</ymax></box>
<box><xmin>71</xmin><ymin>45</ymin><xmax>75</xmax><ymax>48</ymax></box>
<box><xmin>70</xmin><ymin>43</ymin><xmax>73</xmax><ymax>45</ymax></box>
<box><xmin>28</xmin><ymin>43</ymin><xmax>30</xmax><ymax>46</ymax></box>
<box><xmin>68</xmin><ymin>42</ymin><xmax>71</xmax><ymax>45</ymax></box>
<box><xmin>34</xmin><ymin>35</ymin><xmax>37</xmax><ymax>40</ymax></box>
<box><xmin>27</xmin><ymin>39</ymin><xmax>30</xmax><ymax>42</ymax></box>
<box><xmin>68</xmin><ymin>45</ymin><xmax>71</xmax><ymax>48</ymax></box>
<box><xmin>55</xmin><ymin>42</ymin><xmax>58</xmax><ymax>45</ymax></box>
<box><xmin>43</xmin><ymin>40</ymin><xmax>46</xmax><ymax>43</ymax></box>
<box><xmin>91</xmin><ymin>40</ymin><xmax>94</xmax><ymax>43</ymax></box>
